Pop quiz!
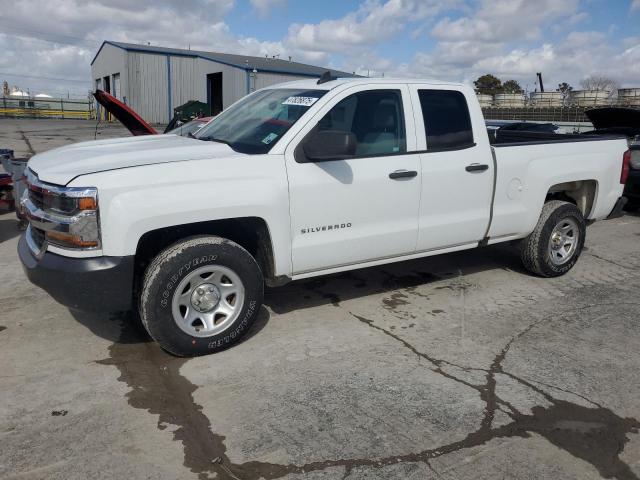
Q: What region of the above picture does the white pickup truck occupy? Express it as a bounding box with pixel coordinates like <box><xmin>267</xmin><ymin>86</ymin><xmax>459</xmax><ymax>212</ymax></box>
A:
<box><xmin>19</xmin><ymin>77</ymin><xmax>630</xmax><ymax>356</ymax></box>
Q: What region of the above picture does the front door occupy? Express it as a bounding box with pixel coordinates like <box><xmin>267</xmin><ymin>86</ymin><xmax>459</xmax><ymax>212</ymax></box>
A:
<box><xmin>285</xmin><ymin>85</ymin><xmax>421</xmax><ymax>274</ymax></box>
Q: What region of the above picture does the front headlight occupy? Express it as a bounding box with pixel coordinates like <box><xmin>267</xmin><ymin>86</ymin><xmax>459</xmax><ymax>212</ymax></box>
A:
<box><xmin>24</xmin><ymin>169</ymin><xmax>101</xmax><ymax>251</ymax></box>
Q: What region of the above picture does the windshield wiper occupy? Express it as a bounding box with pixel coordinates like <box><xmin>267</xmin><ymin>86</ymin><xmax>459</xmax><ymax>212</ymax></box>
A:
<box><xmin>201</xmin><ymin>136</ymin><xmax>231</xmax><ymax>146</ymax></box>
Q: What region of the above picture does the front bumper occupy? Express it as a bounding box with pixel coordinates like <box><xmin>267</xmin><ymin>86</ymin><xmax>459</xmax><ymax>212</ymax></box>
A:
<box><xmin>18</xmin><ymin>234</ymin><xmax>134</xmax><ymax>312</ymax></box>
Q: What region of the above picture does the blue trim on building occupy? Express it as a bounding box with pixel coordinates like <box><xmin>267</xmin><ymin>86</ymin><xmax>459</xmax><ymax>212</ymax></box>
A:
<box><xmin>243</xmin><ymin>68</ymin><xmax>318</xmax><ymax>78</ymax></box>
<box><xmin>166</xmin><ymin>55</ymin><xmax>172</xmax><ymax>122</ymax></box>
<box><xmin>92</xmin><ymin>41</ymin><xmax>244</xmax><ymax>71</ymax></box>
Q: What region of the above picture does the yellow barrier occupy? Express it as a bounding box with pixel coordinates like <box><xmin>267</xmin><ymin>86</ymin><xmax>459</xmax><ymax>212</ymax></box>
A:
<box><xmin>0</xmin><ymin>108</ymin><xmax>93</xmax><ymax>119</ymax></box>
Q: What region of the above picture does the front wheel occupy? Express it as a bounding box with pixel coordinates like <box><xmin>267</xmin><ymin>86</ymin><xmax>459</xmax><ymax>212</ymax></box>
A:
<box><xmin>520</xmin><ymin>200</ymin><xmax>586</xmax><ymax>277</ymax></box>
<box><xmin>139</xmin><ymin>236</ymin><xmax>264</xmax><ymax>356</ymax></box>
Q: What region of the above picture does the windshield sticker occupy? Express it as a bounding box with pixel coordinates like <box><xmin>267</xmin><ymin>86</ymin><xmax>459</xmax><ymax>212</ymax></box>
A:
<box><xmin>282</xmin><ymin>96</ymin><xmax>319</xmax><ymax>107</ymax></box>
<box><xmin>262</xmin><ymin>133</ymin><xmax>279</xmax><ymax>145</ymax></box>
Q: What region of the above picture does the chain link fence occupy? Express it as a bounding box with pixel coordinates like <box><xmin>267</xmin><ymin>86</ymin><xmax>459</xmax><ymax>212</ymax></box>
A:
<box><xmin>0</xmin><ymin>96</ymin><xmax>94</xmax><ymax>119</ymax></box>
<box><xmin>481</xmin><ymin>106</ymin><xmax>595</xmax><ymax>123</ymax></box>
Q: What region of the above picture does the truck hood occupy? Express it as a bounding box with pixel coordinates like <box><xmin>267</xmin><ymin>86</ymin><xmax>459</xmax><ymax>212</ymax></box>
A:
<box><xmin>585</xmin><ymin>107</ymin><xmax>640</xmax><ymax>130</ymax></box>
<box><xmin>28</xmin><ymin>134</ymin><xmax>241</xmax><ymax>185</ymax></box>
<box><xmin>93</xmin><ymin>89</ymin><xmax>158</xmax><ymax>136</ymax></box>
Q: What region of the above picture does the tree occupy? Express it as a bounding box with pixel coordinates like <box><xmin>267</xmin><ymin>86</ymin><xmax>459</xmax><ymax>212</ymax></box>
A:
<box><xmin>556</xmin><ymin>82</ymin><xmax>573</xmax><ymax>104</ymax></box>
<box><xmin>502</xmin><ymin>79</ymin><xmax>523</xmax><ymax>93</ymax></box>
<box><xmin>474</xmin><ymin>74</ymin><xmax>502</xmax><ymax>95</ymax></box>
<box><xmin>580</xmin><ymin>75</ymin><xmax>618</xmax><ymax>92</ymax></box>
<box><xmin>556</xmin><ymin>82</ymin><xmax>573</xmax><ymax>95</ymax></box>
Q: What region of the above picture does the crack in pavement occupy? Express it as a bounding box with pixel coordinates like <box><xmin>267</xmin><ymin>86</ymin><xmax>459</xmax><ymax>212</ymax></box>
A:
<box><xmin>98</xmin><ymin>295</ymin><xmax>640</xmax><ymax>480</ymax></box>
<box><xmin>348</xmin><ymin>308</ymin><xmax>640</xmax><ymax>480</ymax></box>
<box><xmin>18</xmin><ymin>130</ymin><xmax>35</xmax><ymax>156</ymax></box>
<box><xmin>585</xmin><ymin>251</ymin><xmax>639</xmax><ymax>272</ymax></box>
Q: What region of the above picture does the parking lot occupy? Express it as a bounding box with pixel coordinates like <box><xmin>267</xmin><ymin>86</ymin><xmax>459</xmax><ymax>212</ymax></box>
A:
<box><xmin>1</xmin><ymin>118</ymin><xmax>640</xmax><ymax>479</ymax></box>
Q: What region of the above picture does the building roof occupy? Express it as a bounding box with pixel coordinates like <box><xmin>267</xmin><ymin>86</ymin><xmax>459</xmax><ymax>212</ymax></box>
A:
<box><xmin>92</xmin><ymin>40</ymin><xmax>356</xmax><ymax>78</ymax></box>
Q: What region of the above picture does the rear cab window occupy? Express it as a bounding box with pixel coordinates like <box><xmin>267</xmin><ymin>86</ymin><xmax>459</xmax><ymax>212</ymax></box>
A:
<box><xmin>417</xmin><ymin>90</ymin><xmax>474</xmax><ymax>151</ymax></box>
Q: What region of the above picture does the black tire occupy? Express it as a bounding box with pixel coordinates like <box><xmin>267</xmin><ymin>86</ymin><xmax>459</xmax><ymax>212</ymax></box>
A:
<box><xmin>520</xmin><ymin>200</ymin><xmax>586</xmax><ymax>277</ymax></box>
<box><xmin>139</xmin><ymin>236</ymin><xmax>263</xmax><ymax>356</ymax></box>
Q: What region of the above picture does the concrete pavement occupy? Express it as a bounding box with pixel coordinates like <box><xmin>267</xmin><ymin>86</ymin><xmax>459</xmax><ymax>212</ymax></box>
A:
<box><xmin>1</xmin><ymin>118</ymin><xmax>639</xmax><ymax>479</ymax></box>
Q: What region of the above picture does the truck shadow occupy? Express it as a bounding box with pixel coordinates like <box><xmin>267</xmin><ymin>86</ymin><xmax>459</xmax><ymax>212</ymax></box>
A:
<box><xmin>0</xmin><ymin>218</ymin><xmax>20</xmax><ymax>243</ymax></box>
<box><xmin>68</xmin><ymin>305</ymin><xmax>272</xmax><ymax>351</ymax></box>
<box><xmin>264</xmin><ymin>242</ymin><xmax>524</xmax><ymax>314</ymax></box>
<box><xmin>67</xmin><ymin>243</ymin><xmax>523</xmax><ymax>348</ymax></box>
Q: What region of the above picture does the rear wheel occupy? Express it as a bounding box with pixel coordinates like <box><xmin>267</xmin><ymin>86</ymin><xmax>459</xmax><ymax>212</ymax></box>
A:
<box><xmin>520</xmin><ymin>200</ymin><xmax>586</xmax><ymax>277</ymax></box>
<box><xmin>139</xmin><ymin>236</ymin><xmax>263</xmax><ymax>356</ymax></box>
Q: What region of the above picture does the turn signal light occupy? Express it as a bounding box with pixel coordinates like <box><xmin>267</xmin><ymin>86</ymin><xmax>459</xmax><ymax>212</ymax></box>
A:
<box><xmin>78</xmin><ymin>197</ymin><xmax>98</xmax><ymax>210</ymax></box>
<box><xmin>46</xmin><ymin>231</ymin><xmax>99</xmax><ymax>248</ymax></box>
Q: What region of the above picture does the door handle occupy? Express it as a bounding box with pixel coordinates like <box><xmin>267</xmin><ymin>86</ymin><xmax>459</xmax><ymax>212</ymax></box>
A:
<box><xmin>465</xmin><ymin>163</ymin><xmax>489</xmax><ymax>172</ymax></box>
<box><xmin>389</xmin><ymin>170</ymin><xmax>418</xmax><ymax>179</ymax></box>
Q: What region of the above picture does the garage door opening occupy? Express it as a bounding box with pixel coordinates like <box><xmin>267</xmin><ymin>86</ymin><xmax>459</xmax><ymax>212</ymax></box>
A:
<box><xmin>207</xmin><ymin>72</ymin><xmax>223</xmax><ymax>116</ymax></box>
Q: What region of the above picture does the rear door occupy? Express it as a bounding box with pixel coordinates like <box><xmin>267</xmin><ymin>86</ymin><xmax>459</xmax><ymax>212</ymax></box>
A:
<box><xmin>409</xmin><ymin>86</ymin><xmax>494</xmax><ymax>251</ymax></box>
<box><xmin>285</xmin><ymin>84</ymin><xmax>421</xmax><ymax>275</ymax></box>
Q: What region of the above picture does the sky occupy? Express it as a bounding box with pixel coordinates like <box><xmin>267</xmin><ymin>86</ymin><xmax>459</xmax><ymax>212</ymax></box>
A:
<box><xmin>0</xmin><ymin>0</ymin><xmax>639</xmax><ymax>98</ymax></box>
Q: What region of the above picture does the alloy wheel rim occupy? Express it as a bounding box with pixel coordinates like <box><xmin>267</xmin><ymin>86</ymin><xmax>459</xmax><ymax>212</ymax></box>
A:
<box><xmin>171</xmin><ymin>265</ymin><xmax>245</xmax><ymax>338</ymax></box>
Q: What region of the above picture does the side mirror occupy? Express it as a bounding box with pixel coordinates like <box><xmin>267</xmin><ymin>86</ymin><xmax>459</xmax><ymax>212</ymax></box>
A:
<box><xmin>301</xmin><ymin>130</ymin><xmax>357</xmax><ymax>162</ymax></box>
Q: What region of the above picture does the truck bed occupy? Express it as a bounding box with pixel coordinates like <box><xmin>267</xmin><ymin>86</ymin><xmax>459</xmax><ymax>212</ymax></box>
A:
<box><xmin>489</xmin><ymin>129</ymin><xmax>627</xmax><ymax>146</ymax></box>
<box><xmin>487</xmin><ymin>133</ymin><xmax>628</xmax><ymax>244</ymax></box>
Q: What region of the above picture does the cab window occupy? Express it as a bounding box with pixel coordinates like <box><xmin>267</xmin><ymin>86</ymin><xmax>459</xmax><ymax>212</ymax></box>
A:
<box><xmin>317</xmin><ymin>89</ymin><xmax>406</xmax><ymax>157</ymax></box>
<box><xmin>418</xmin><ymin>90</ymin><xmax>474</xmax><ymax>151</ymax></box>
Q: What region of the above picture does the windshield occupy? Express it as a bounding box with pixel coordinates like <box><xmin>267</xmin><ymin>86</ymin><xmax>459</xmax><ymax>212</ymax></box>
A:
<box><xmin>195</xmin><ymin>88</ymin><xmax>327</xmax><ymax>154</ymax></box>
<box><xmin>167</xmin><ymin>119</ymin><xmax>210</xmax><ymax>137</ymax></box>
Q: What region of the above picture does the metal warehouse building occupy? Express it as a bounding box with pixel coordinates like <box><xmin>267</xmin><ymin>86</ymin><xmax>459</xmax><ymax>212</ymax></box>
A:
<box><xmin>91</xmin><ymin>40</ymin><xmax>354</xmax><ymax>124</ymax></box>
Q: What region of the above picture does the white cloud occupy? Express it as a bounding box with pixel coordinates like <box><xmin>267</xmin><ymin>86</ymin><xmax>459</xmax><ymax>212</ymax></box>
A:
<box><xmin>632</xmin><ymin>0</ymin><xmax>640</xmax><ymax>12</ymax></box>
<box><xmin>285</xmin><ymin>0</ymin><xmax>458</xmax><ymax>53</ymax></box>
<box><xmin>432</xmin><ymin>0</ymin><xmax>580</xmax><ymax>42</ymax></box>
<box><xmin>250</xmin><ymin>0</ymin><xmax>286</xmax><ymax>19</ymax></box>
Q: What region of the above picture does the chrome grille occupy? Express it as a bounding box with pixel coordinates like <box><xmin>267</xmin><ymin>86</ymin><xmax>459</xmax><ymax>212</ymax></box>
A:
<box><xmin>30</xmin><ymin>226</ymin><xmax>45</xmax><ymax>249</ymax></box>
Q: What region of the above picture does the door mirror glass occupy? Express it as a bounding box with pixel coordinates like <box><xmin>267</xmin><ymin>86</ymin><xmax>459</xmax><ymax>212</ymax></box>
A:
<box><xmin>302</xmin><ymin>130</ymin><xmax>357</xmax><ymax>162</ymax></box>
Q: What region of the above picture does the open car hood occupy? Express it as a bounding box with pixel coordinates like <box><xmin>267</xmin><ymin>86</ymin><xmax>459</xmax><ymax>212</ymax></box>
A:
<box><xmin>585</xmin><ymin>107</ymin><xmax>640</xmax><ymax>130</ymax></box>
<box><xmin>93</xmin><ymin>89</ymin><xmax>158</xmax><ymax>136</ymax></box>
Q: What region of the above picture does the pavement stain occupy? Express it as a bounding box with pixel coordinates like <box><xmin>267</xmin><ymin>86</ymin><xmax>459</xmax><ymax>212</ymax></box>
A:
<box><xmin>96</xmin><ymin>316</ymin><xmax>230</xmax><ymax>480</ymax></box>
<box><xmin>98</xmin><ymin>299</ymin><xmax>640</xmax><ymax>480</ymax></box>
<box><xmin>382</xmin><ymin>292</ymin><xmax>410</xmax><ymax>311</ymax></box>
<box><xmin>349</xmin><ymin>311</ymin><xmax>640</xmax><ymax>480</ymax></box>
<box><xmin>0</xmin><ymin>326</ymin><xmax>6</xmax><ymax>333</ymax></box>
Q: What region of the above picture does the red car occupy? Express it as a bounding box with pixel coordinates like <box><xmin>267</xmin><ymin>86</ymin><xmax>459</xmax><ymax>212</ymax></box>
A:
<box><xmin>93</xmin><ymin>90</ymin><xmax>212</xmax><ymax>137</ymax></box>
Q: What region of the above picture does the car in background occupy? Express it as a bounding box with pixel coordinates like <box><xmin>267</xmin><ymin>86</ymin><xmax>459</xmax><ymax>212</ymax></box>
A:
<box><xmin>625</xmin><ymin>144</ymin><xmax>640</xmax><ymax>210</ymax></box>
<box><xmin>93</xmin><ymin>90</ymin><xmax>212</xmax><ymax>137</ymax></box>
<box><xmin>488</xmin><ymin>109</ymin><xmax>640</xmax><ymax>210</ymax></box>
<box><xmin>583</xmin><ymin>107</ymin><xmax>640</xmax><ymax>210</ymax></box>
<box><xmin>166</xmin><ymin>117</ymin><xmax>213</xmax><ymax>137</ymax></box>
